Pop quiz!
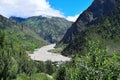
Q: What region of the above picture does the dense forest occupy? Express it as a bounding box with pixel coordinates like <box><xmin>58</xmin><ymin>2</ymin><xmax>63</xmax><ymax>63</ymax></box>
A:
<box><xmin>0</xmin><ymin>0</ymin><xmax>120</xmax><ymax>80</ymax></box>
<box><xmin>0</xmin><ymin>15</ymin><xmax>55</xmax><ymax>80</ymax></box>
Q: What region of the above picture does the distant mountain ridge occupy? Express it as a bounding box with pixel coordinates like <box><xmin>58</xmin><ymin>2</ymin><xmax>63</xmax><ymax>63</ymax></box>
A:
<box><xmin>10</xmin><ymin>16</ymin><xmax>73</xmax><ymax>43</ymax></box>
<box><xmin>10</xmin><ymin>16</ymin><xmax>26</xmax><ymax>22</ymax></box>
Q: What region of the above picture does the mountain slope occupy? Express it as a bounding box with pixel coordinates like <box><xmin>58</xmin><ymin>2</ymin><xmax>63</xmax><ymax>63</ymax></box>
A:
<box><xmin>10</xmin><ymin>16</ymin><xmax>73</xmax><ymax>43</ymax></box>
<box><xmin>0</xmin><ymin>15</ymin><xmax>47</xmax><ymax>50</ymax></box>
<box><xmin>55</xmin><ymin>1</ymin><xmax>120</xmax><ymax>79</ymax></box>
<box><xmin>58</xmin><ymin>0</ymin><xmax>120</xmax><ymax>56</ymax></box>
<box><xmin>0</xmin><ymin>15</ymin><xmax>53</xmax><ymax>80</ymax></box>
<box><xmin>59</xmin><ymin>0</ymin><xmax>117</xmax><ymax>44</ymax></box>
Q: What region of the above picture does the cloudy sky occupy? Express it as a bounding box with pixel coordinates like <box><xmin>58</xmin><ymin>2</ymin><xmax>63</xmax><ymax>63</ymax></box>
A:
<box><xmin>0</xmin><ymin>0</ymin><xmax>93</xmax><ymax>22</ymax></box>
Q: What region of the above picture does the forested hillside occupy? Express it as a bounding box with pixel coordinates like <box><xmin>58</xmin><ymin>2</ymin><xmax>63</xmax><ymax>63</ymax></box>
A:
<box><xmin>10</xmin><ymin>16</ymin><xmax>72</xmax><ymax>43</ymax></box>
<box><xmin>0</xmin><ymin>0</ymin><xmax>120</xmax><ymax>80</ymax></box>
<box><xmin>0</xmin><ymin>15</ymin><xmax>55</xmax><ymax>80</ymax></box>
<box><xmin>62</xmin><ymin>1</ymin><xmax>120</xmax><ymax>55</ymax></box>
<box><xmin>54</xmin><ymin>0</ymin><xmax>120</xmax><ymax>79</ymax></box>
<box><xmin>0</xmin><ymin>15</ymin><xmax>47</xmax><ymax>50</ymax></box>
<box><xmin>57</xmin><ymin>0</ymin><xmax>120</xmax><ymax>56</ymax></box>
<box><xmin>58</xmin><ymin>0</ymin><xmax>117</xmax><ymax>44</ymax></box>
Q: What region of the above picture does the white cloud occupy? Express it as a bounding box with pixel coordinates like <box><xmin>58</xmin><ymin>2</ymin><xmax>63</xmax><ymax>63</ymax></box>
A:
<box><xmin>0</xmin><ymin>0</ymin><xmax>81</xmax><ymax>22</ymax></box>
<box><xmin>66</xmin><ymin>14</ymin><xmax>79</xmax><ymax>22</ymax></box>
<box><xmin>0</xmin><ymin>0</ymin><xmax>64</xmax><ymax>18</ymax></box>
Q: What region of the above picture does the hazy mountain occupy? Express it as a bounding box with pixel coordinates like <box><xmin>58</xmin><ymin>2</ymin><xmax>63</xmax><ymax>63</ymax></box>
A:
<box><xmin>10</xmin><ymin>16</ymin><xmax>73</xmax><ymax>43</ymax></box>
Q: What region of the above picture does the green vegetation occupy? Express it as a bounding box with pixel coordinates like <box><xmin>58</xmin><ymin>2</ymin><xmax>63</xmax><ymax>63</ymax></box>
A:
<box><xmin>16</xmin><ymin>73</ymin><xmax>54</xmax><ymax>80</ymax></box>
<box><xmin>0</xmin><ymin>0</ymin><xmax>120</xmax><ymax>80</ymax></box>
<box><xmin>58</xmin><ymin>0</ymin><xmax>119</xmax><ymax>45</ymax></box>
<box><xmin>0</xmin><ymin>35</ymin><xmax>56</xmax><ymax>79</ymax></box>
<box><xmin>0</xmin><ymin>30</ymin><xmax>56</xmax><ymax>79</ymax></box>
<box><xmin>55</xmin><ymin>41</ymin><xmax>120</xmax><ymax>80</ymax></box>
<box><xmin>10</xmin><ymin>16</ymin><xmax>72</xmax><ymax>43</ymax></box>
<box><xmin>59</xmin><ymin>0</ymin><xmax>120</xmax><ymax>56</ymax></box>
<box><xmin>0</xmin><ymin>15</ymin><xmax>47</xmax><ymax>50</ymax></box>
<box><xmin>54</xmin><ymin>0</ymin><xmax>120</xmax><ymax>80</ymax></box>
<box><xmin>30</xmin><ymin>73</ymin><xmax>53</xmax><ymax>80</ymax></box>
<box><xmin>0</xmin><ymin>15</ymin><xmax>55</xmax><ymax>80</ymax></box>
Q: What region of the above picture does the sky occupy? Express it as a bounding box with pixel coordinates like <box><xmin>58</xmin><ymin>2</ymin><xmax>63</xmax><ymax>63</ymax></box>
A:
<box><xmin>0</xmin><ymin>0</ymin><xmax>93</xmax><ymax>22</ymax></box>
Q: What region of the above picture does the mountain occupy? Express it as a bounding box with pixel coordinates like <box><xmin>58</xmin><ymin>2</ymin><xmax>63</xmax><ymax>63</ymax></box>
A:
<box><xmin>0</xmin><ymin>15</ymin><xmax>47</xmax><ymax>50</ymax></box>
<box><xmin>0</xmin><ymin>15</ymin><xmax>54</xmax><ymax>80</ymax></box>
<box><xmin>10</xmin><ymin>16</ymin><xmax>73</xmax><ymax>43</ymax></box>
<box><xmin>59</xmin><ymin>0</ymin><xmax>117</xmax><ymax>44</ymax></box>
<box><xmin>54</xmin><ymin>0</ymin><xmax>120</xmax><ymax>79</ymax></box>
<box><xmin>57</xmin><ymin>0</ymin><xmax>120</xmax><ymax>56</ymax></box>
<box><xmin>10</xmin><ymin>16</ymin><xmax>26</xmax><ymax>22</ymax></box>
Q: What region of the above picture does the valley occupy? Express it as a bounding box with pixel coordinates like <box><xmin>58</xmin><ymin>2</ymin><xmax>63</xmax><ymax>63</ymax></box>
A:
<box><xmin>10</xmin><ymin>16</ymin><xmax>72</xmax><ymax>43</ymax></box>
<box><xmin>0</xmin><ymin>0</ymin><xmax>120</xmax><ymax>80</ymax></box>
<box><xmin>29</xmin><ymin>44</ymin><xmax>71</xmax><ymax>62</ymax></box>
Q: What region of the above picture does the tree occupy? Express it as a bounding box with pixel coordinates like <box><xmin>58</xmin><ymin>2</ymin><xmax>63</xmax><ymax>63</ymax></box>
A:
<box><xmin>56</xmin><ymin>66</ymin><xmax>66</xmax><ymax>80</ymax></box>
<box><xmin>0</xmin><ymin>31</ymin><xmax>5</xmax><ymax>48</ymax></box>
<box><xmin>45</xmin><ymin>60</ymin><xmax>54</xmax><ymax>75</ymax></box>
<box><xmin>57</xmin><ymin>40</ymin><xmax>120</xmax><ymax>80</ymax></box>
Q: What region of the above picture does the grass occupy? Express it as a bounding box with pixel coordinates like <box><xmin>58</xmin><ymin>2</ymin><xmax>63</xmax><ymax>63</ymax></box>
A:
<box><xmin>16</xmin><ymin>73</ymin><xmax>54</xmax><ymax>80</ymax></box>
<box><xmin>30</xmin><ymin>73</ymin><xmax>54</xmax><ymax>80</ymax></box>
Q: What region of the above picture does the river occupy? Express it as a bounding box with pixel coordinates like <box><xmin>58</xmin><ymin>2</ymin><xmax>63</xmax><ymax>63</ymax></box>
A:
<box><xmin>28</xmin><ymin>44</ymin><xmax>71</xmax><ymax>62</ymax></box>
